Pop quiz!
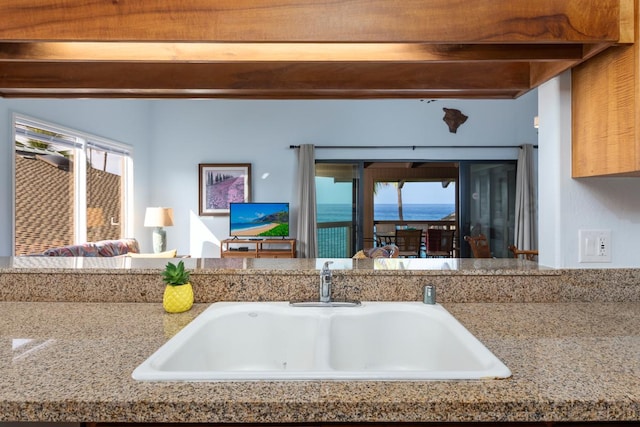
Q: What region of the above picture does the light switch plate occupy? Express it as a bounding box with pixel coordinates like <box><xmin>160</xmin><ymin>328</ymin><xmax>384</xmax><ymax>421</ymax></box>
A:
<box><xmin>578</xmin><ymin>229</ymin><xmax>611</xmax><ymax>263</ymax></box>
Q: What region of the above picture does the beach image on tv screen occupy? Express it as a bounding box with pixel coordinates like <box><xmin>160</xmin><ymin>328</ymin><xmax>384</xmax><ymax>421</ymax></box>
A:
<box><xmin>230</xmin><ymin>203</ymin><xmax>289</xmax><ymax>237</ymax></box>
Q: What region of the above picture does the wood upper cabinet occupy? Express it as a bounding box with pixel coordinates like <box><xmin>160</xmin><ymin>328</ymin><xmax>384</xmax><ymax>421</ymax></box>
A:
<box><xmin>572</xmin><ymin>0</ymin><xmax>640</xmax><ymax>177</ymax></box>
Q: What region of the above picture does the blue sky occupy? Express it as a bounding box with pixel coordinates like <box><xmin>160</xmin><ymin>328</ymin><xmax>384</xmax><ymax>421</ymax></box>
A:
<box><xmin>375</xmin><ymin>182</ymin><xmax>455</xmax><ymax>204</ymax></box>
<box><xmin>316</xmin><ymin>178</ymin><xmax>456</xmax><ymax>204</ymax></box>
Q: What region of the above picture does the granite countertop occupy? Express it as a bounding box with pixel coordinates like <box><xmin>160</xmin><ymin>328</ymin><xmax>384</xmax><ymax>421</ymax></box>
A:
<box><xmin>1</xmin><ymin>300</ymin><xmax>639</xmax><ymax>423</ymax></box>
<box><xmin>1</xmin><ymin>256</ymin><xmax>554</xmax><ymax>274</ymax></box>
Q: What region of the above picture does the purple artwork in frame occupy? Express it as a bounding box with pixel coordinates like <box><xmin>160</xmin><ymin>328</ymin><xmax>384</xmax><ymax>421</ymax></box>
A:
<box><xmin>198</xmin><ymin>163</ymin><xmax>251</xmax><ymax>216</ymax></box>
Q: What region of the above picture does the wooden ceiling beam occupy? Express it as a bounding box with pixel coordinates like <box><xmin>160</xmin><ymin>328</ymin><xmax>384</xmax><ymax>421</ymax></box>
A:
<box><xmin>0</xmin><ymin>42</ymin><xmax>585</xmax><ymax>63</ymax></box>
<box><xmin>0</xmin><ymin>89</ymin><xmax>524</xmax><ymax>99</ymax></box>
<box><xmin>529</xmin><ymin>43</ymin><xmax>616</xmax><ymax>88</ymax></box>
<box><xmin>0</xmin><ymin>0</ymin><xmax>622</xmax><ymax>43</ymax></box>
<box><xmin>0</xmin><ymin>61</ymin><xmax>531</xmax><ymax>91</ymax></box>
<box><xmin>0</xmin><ymin>0</ymin><xmax>630</xmax><ymax>99</ymax></box>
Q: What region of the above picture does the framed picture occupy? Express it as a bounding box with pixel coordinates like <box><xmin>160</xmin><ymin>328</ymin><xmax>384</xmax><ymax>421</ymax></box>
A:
<box><xmin>198</xmin><ymin>163</ymin><xmax>251</xmax><ymax>216</ymax></box>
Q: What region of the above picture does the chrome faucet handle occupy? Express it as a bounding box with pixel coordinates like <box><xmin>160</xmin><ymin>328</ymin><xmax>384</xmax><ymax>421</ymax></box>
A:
<box><xmin>423</xmin><ymin>284</ymin><xmax>436</xmax><ymax>304</ymax></box>
<box><xmin>321</xmin><ymin>260</ymin><xmax>333</xmax><ymax>273</ymax></box>
<box><xmin>319</xmin><ymin>261</ymin><xmax>333</xmax><ymax>303</ymax></box>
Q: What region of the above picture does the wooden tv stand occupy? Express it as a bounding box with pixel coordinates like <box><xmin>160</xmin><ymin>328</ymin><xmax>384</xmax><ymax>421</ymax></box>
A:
<box><xmin>221</xmin><ymin>238</ymin><xmax>296</xmax><ymax>258</ymax></box>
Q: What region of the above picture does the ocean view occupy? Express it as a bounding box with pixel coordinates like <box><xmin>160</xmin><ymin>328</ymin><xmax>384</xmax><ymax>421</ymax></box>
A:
<box><xmin>317</xmin><ymin>203</ymin><xmax>456</xmax><ymax>257</ymax></box>
<box><xmin>318</xmin><ymin>203</ymin><xmax>455</xmax><ymax>222</ymax></box>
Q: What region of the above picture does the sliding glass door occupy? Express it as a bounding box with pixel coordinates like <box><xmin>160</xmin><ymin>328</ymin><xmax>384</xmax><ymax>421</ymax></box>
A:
<box><xmin>315</xmin><ymin>160</ymin><xmax>516</xmax><ymax>259</ymax></box>
<box><xmin>315</xmin><ymin>163</ymin><xmax>361</xmax><ymax>257</ymax></box>
<box><xmin>459</xmin><ymin>162</ymin><xmax>516</xmax><ymax>258</ymax></box>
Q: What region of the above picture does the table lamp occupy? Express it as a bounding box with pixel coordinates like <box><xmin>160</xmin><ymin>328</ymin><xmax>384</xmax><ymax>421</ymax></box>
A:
<box><xmin>144</xmin><ymin>207</ymin><xmax>174</xmax><ymax>253</ymax></box>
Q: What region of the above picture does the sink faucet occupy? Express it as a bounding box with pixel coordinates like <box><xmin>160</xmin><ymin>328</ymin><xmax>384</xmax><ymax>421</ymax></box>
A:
<box><xmin>290</xmin><ymin>260</ymin><xmax>359</xmax><ymax>307</ymax></box>
<box><xmin>319</xmin><ymin>261</ymin><xmax>333</xmax><ymax>303</ymax></box>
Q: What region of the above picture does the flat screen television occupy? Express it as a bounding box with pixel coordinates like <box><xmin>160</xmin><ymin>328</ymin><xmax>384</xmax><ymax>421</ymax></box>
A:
<box><xmin>229</xmin><ymin>202</ymin><xmax>290</xmax><ymax>238</ymax></box>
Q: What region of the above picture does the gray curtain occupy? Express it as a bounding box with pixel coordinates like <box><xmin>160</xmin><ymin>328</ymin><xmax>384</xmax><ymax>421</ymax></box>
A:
<box><xmin>514</xmin><ymin>144</ymin><xmax>538</xmax><ymax>250</ymax></box>
<box><xmin>295</xmin><ymin>144</ymin><xmax>318</xmax><ymax>258</ymax></box>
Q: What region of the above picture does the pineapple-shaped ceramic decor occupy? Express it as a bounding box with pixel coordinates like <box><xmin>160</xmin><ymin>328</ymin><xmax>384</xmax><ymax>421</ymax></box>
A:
<box><xmin>162</xmin><ymin>260</ymin><xmax>194</xmax><ymax>313</ymax></box>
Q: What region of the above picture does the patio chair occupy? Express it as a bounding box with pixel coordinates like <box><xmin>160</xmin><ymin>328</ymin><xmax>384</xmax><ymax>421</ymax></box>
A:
<box><xmin>464</xmin><ymin>234</ymin><xmax>492</xmax><ymax>258</ymax></box>
<box><xmin>508</xmin><ymin>245</ymin><xmax>538</xmax><ymax>261</ymax></box>
<box><xmin>395</xmin><ymin>229</ymin><xmax>422</xmax><ymax>258</ymax></box>
<box><xmin>426</xmin><ymin>229</ymin><xmax>455</xmax><ymax>258</ymax></box>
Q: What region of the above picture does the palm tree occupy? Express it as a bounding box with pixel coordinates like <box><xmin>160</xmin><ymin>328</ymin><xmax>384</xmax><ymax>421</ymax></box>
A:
<box><xmin>396</xmin><ymin>180</ymin><xmax>405</xmax><ymax>221</ymax></box>
<box><xmin>374</xmin><ymin>180</ymin><xmax>405</xmax><ymax>221</ymax></box>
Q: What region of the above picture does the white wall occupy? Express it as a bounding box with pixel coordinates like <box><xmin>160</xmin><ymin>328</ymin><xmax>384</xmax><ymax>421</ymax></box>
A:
<box><xmin>538</xmin><ymin>72</ymin><xmax>640</xmax><ymax>268</ymax></box>
<box><xmin>1</xmin><ymin>95</ymin><xmax>538</xmax><ymax>257</ymax></box>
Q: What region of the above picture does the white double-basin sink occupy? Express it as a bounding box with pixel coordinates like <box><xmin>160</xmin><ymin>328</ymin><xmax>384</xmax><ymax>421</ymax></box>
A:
<box><xmin>133</xmin><ymin>301</ymin><xmax>511</xmax><ymax>381</ymax></box>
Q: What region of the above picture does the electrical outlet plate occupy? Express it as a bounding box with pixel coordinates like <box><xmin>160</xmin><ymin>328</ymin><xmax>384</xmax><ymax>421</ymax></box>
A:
<box><xmin>578</xmin><ymin>229</ymin><xmax>611</xmax><ymax>263</ymax></box>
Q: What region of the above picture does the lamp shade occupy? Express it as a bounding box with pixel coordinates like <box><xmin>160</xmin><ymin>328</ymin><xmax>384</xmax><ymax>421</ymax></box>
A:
<box><xmin>144</xmin><ymin>207</ymin><xmax>174</xmax><ymax>227</ymax></box>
